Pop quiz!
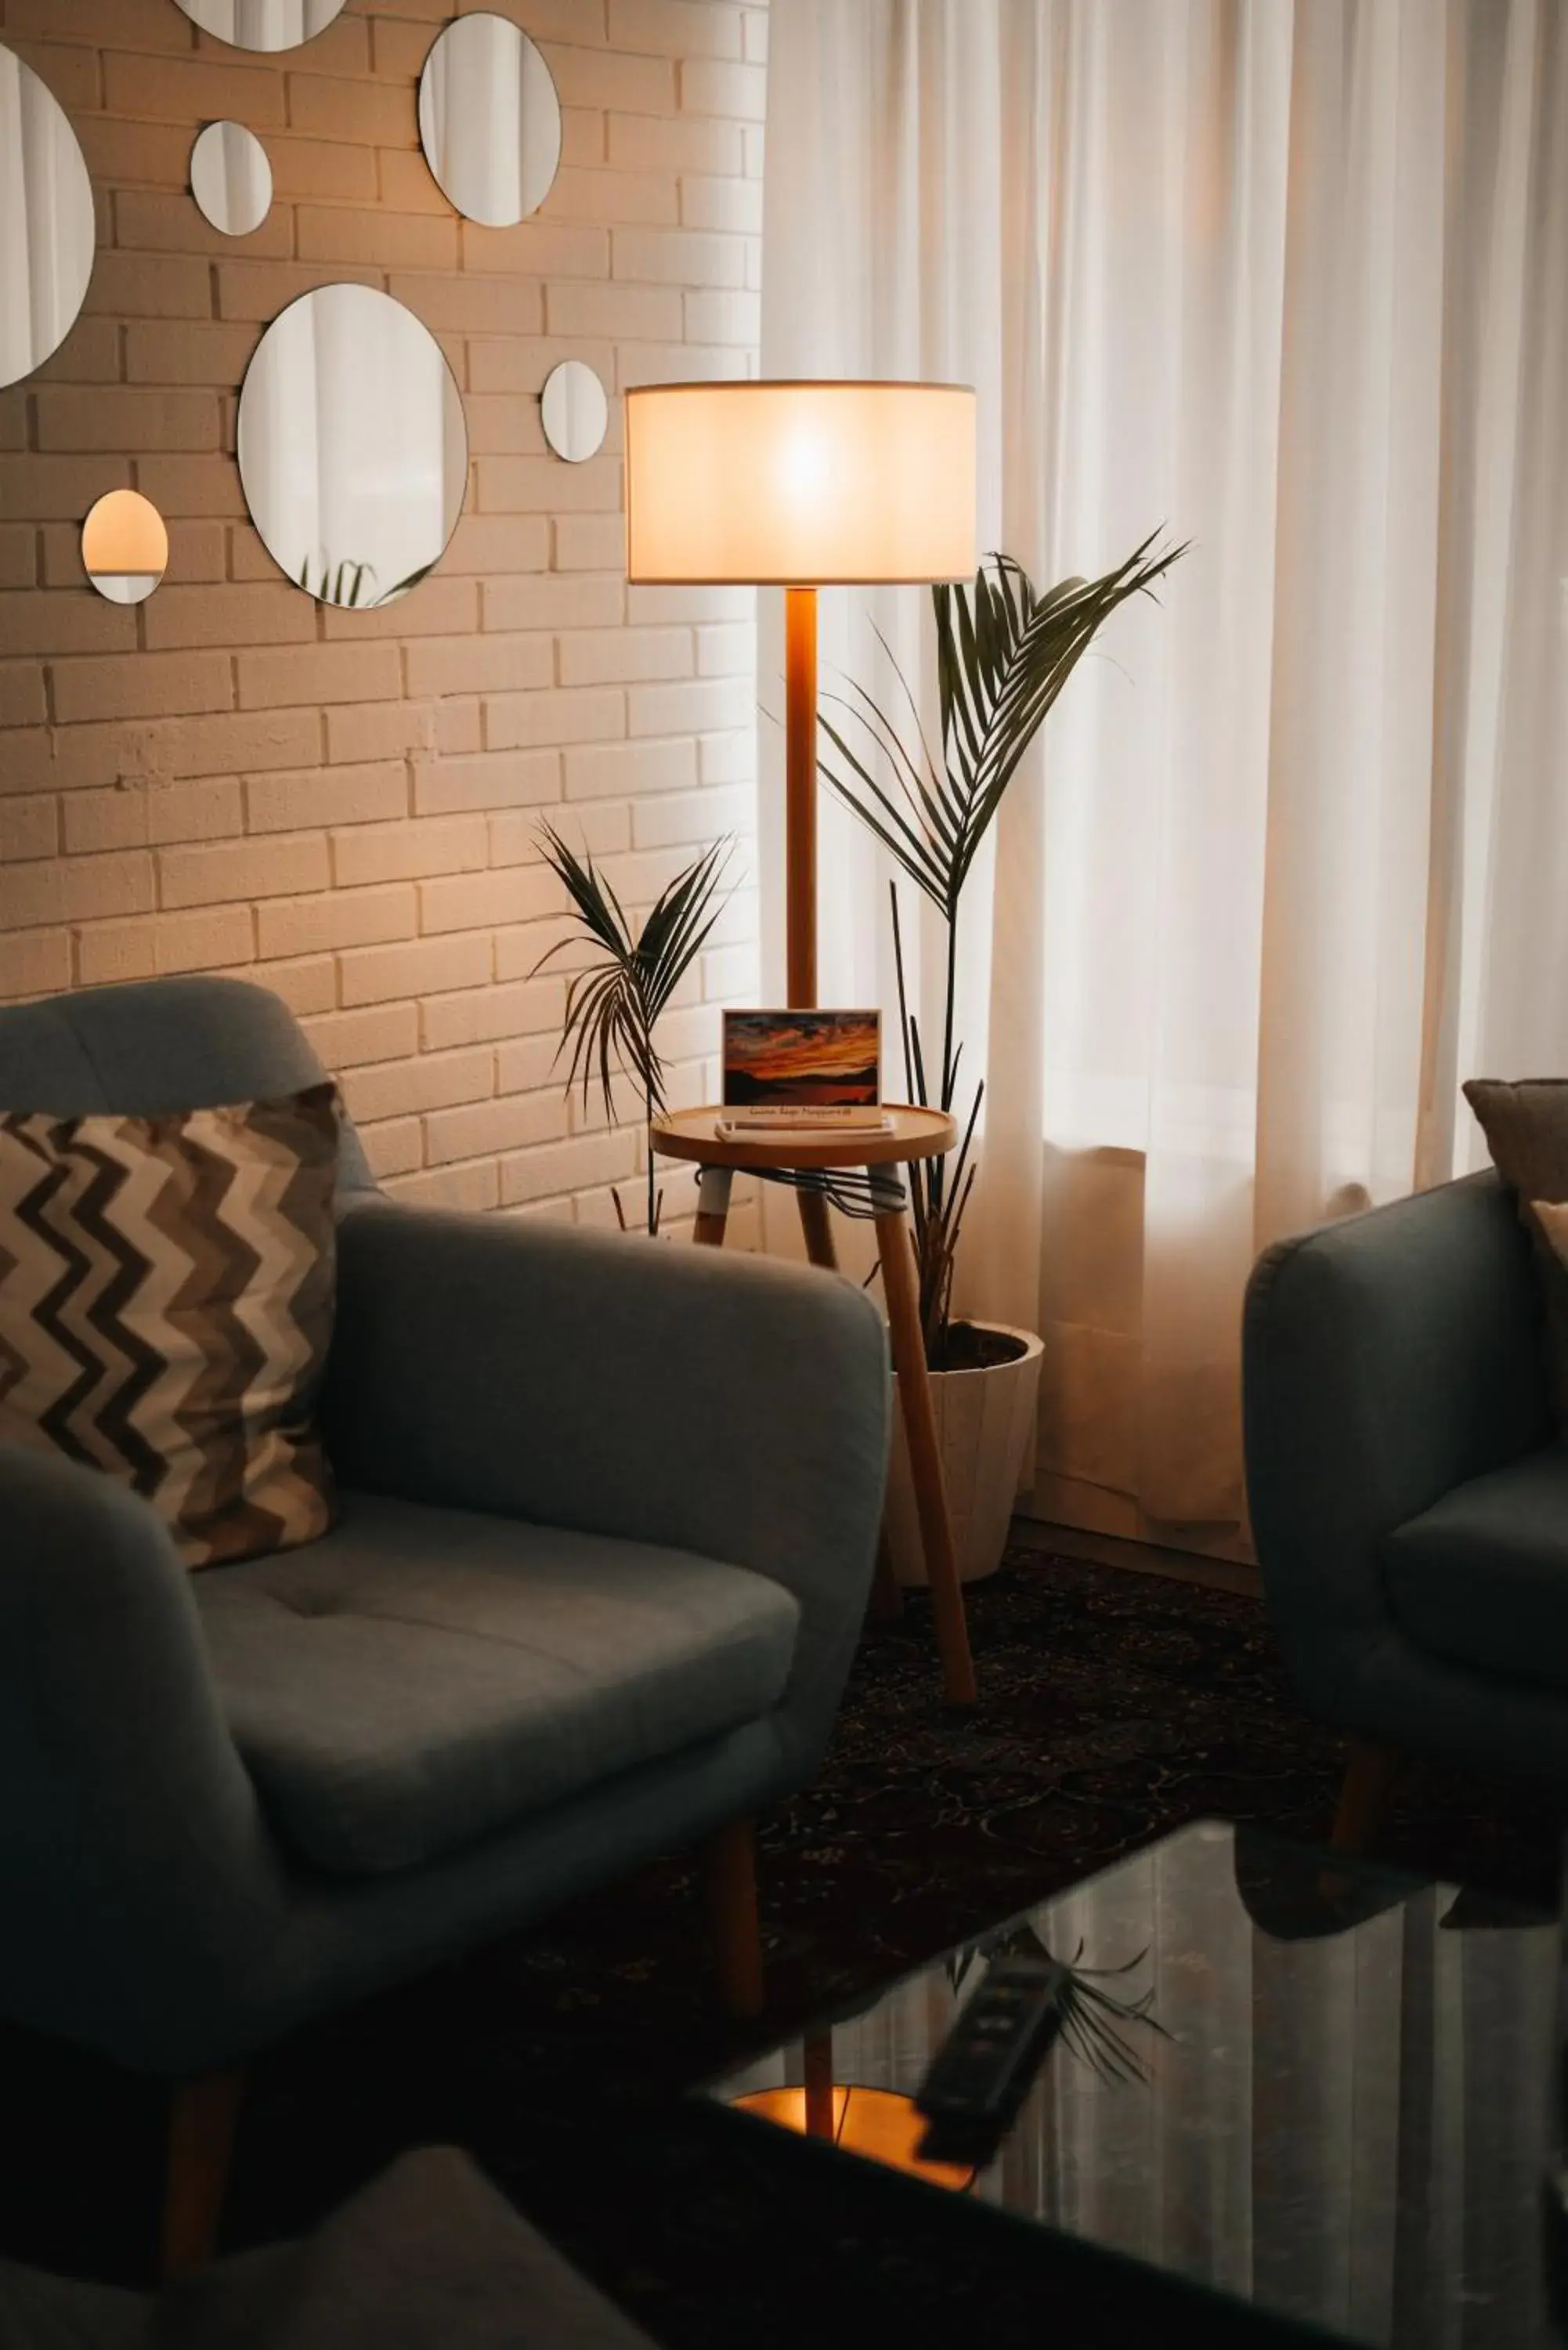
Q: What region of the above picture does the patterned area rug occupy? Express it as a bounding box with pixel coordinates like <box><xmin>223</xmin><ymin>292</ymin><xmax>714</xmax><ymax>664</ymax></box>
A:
<box><xmin>9</xmin><ymin>1549</ymin><xmax>1564</xmax><ymax>2339</ymax></box>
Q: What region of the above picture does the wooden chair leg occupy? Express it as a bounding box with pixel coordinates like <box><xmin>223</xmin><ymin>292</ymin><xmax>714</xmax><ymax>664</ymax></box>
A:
<box><xmin>703</xmin><ymin>1817</ymin><xmax>764</xmax><ymax>2019</ymax></box>
<box><xmin>161</xmin><ymin>2069</ymin><xmax>244</xmax><ymax>2280</ymax></box>
<box><xmin>1330</xmin><ymin>1737</ymin><xmax>1400</xmax><ymax>1854</ymax></box>
<box><xmin>868</xmin><ymin>1525</ymin><xmax>904</xmax><ymax>1622</ymax></box>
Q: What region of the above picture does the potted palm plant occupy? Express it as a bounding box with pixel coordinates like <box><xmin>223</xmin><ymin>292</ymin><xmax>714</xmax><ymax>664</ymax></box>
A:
<box><xmin>819</xmin><ymin>534</ymin><xmax>1182</xmax><ymax>1582</ymax></box>
<box><xmin>534</xmin><ymin>825</ymin><xmax>732</xmax><ymax>1235</ymax></box>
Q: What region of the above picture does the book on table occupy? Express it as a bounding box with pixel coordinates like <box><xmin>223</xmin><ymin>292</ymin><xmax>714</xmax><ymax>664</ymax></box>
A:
<box><xmin>715</xmin><ymin>1104</ymin><xmax>894</xmax><ymax>1138</ymax></box>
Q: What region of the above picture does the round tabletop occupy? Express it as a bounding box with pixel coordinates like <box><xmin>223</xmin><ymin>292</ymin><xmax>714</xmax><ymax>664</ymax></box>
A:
<box><xmin>650</xmin><ymin>1104</ymin><xmax>957</xmax><ymax>1173</ymax></box>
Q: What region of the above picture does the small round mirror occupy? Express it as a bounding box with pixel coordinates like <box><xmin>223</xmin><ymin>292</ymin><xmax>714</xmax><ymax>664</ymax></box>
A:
<box><xmin>190</xmin><ymin>121</ymin><xmax>273</xmax><ymax>237</ymax></box>
<box><xmin>82</xmin><ymin>490</ymin><xmax>168</xmax><ymax>606</ymax></box>
<box><xmin>237</xmin><ymin>284</ymin><xmax>468</xmax><ymax>609</ymax></box>
<box><xmin>541</xmin><ymin>361</ymin><xmax>609</xmax><ymax>464</ymax></box>
<box><xmin>173</xmin><ymin>0</ymin><xmax>350</xmax><ymax>50</ymax></box>
<box><xmin>0</xmin><ymin>45</ymin><xmax>96</xmax><ymax>392</ymax></box>
<box><xmin>418</xmin><ymin>14</ymin><xmax>562</xmax><ymax>229</ymax></box>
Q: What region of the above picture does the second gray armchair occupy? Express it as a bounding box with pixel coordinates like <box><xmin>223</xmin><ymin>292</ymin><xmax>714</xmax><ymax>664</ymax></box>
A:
<box><xmin>1243</xmin><ymin>1169</ymin><xmax>1568</xmax><ymax>1842</ymax></box>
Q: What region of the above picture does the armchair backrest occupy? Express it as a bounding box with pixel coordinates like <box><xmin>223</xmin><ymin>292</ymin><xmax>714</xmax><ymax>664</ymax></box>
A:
<box><xmin>0</xmin><ymin>975</ymin><xmax>376</xmax><ymax>1202</ymax></box>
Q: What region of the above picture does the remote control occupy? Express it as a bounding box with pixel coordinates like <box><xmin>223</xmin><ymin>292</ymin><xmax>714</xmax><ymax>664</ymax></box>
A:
<box><xmin>914</xmin><ymin>1954</ymin><xmax>1067</xmax><ymax>2158</ymax></box>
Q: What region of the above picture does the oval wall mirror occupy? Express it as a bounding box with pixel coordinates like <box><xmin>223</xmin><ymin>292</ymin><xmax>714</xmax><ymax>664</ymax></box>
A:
<box><xmin>173</xmin><ymin>0</ymin><xmax>350</xmax><ymax>50</ymax></box>
<box><xmin>541</xmin><ymin>361</ymin><xmax>609</xmax><ymax>464</ymax></box>
<box><xmin>190</xmin><ymin>121</ymin><xmax>273</xmax><ymax>237</ymax></box>
<box><xmin>237</xmin><ymin>284</ymin><xmax>468</xmax><ymax>609</ymax></box>
<box><xmin>418</xmin><ymin>14</ymin><xmax>562</xmax><ymax>229</ymax></box>
<box><xmin>81</xmin><ymin>490</ymin><xmax>169</xmax><ymax>606</ymax></box>
<box><xmin>0</xmin><ymin>45</ymin><xmax>96</xmax><ymax>392</ymax></box>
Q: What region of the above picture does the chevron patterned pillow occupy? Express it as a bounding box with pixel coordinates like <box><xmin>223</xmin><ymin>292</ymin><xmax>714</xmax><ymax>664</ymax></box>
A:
<box><xmin>0</xmin><ymin>1084</ymin><xmax>340</xmax><ymax>1568</ymax></box>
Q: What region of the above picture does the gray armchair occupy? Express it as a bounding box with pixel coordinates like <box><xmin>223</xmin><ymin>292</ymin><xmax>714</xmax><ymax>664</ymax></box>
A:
<box><xmin>0</xmin><ymin>976</ymin><xmax>888</xmax><ymax>2267</ymax></box>
<box><xmin>1242</xmin><ymin>1170</ymin><xmax>1568</xmax><ymax>1838</ymax></box>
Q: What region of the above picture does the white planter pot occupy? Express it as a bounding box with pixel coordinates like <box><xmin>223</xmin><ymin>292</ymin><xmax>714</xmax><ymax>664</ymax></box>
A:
<box><xmin>885</xmin><ymin>1321</ymin><xmax>1044</xmax><ymax>1586</ymax></box>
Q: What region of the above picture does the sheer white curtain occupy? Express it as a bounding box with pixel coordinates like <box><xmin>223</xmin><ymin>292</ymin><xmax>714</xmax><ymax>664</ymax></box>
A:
<box><xmin>760</xmin><ymin>0</ymin><xmax>1568</xmax><ymax>1547</ymax></box>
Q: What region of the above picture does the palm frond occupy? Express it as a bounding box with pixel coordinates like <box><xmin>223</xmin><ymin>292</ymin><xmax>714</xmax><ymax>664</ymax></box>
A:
<box><xmin>839</xmin><ymin>537</ymin><xmax>1184</xmax><ymax>1362</ymax></box>
<box><xmin>823</xmin><ymin>537</ymin><xmax>1184</xmax><ymax>929</ymax></box>
<box><xmin>532</xmin><ymin>824</ymin><xmax>735</xmax><ymax>1231</ymax></box>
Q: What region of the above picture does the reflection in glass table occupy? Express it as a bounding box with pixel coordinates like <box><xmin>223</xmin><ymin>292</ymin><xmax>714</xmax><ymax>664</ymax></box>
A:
<box><xmin>708</xmin><ymin>1821</ymin><xmax>1561</xmax><ymax>2348</ymax></box>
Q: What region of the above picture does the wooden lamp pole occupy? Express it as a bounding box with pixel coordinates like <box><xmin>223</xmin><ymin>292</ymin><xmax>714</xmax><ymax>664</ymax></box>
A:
<box><xmin>784</xmin><ymin>585</ymin><xmax>818</xmax><ymax>1012</ymax></box>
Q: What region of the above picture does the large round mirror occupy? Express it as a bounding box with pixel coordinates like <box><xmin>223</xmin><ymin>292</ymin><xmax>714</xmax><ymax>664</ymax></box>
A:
<box><xmin>541</xmin><ymin>361</ymin><xmax>609</xmax><ymax>463</ymax></box>
<box><xmin>173</xmin><ymin>0</ymin><xmax>350</xmax><ymax>50</ymax></box>
<box><xmin>237</xmin><ymin>284</ymin><xmax>468</xmax><ymax>609</ymax></box>
<box><xmin>0</xmin><ymin>45</ymin><xmax>96</xmax><ymax>392</ymax></box>
<box><xmin>190</xmin><ymin>121</ymin><xmax>273</xmax><ymax>237</ymax></box>
<box><xmin>418</xmin><ymin>15</ymin><xmax>562</xmax><ymax>229</ymax></box>
<box><xmin>82</xmin><ymin>490</ymin><xmax>168</xmax><ymax>606</ymax></box>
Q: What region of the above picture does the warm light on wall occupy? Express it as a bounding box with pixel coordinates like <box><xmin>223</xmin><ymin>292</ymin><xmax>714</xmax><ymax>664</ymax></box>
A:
<box><xmin>81</xmin><ymin>489</ymin><xmax>169</xmax><ymax>606</ymax></box>
<box><xmin>82</xmin><ymin>488</ymin><xmax>168</xmax><ymax>576</ymax></box>
<box><xmin>624</xmin><ymin>380</ymin><xmax>976</xmax><ymax>587</ymax></box>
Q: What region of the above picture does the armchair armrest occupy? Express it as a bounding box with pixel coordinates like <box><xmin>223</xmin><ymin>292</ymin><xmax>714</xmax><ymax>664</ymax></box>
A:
<box><xmin>324</xmin><ymin>1202</ymin><xmax>890</xmax><ymax>1761</ymax></box>
<box><xmin>0</xmin><ymin>1445</ymin><xmax>284</xmax><ymax>2072</ymax></box>
<box><xmin>1241</xmin><ymin>1171</ymin><xmax>1550</xmax><ymax>1712</ymax></box>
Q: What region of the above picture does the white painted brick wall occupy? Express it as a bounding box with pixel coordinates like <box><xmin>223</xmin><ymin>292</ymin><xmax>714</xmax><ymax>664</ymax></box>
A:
<box><xmin>0</xmin><ymin>0</ymin><xmax>766</xmax><ymax>1241</ymax></box>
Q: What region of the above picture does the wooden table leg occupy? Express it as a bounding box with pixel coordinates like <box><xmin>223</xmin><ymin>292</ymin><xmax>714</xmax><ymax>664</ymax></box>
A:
<box><xmin>796</xmin><ymin>1186</ymin><xmax>839</xmax><ymax>1271</ymax></box>
<box><xmin>804</xmin><ymin>2029</ymin><xmax>836</xmax><ymax>2141</ymax></box>
<box><xmin>796</xmin><ymin>1187</ymin><xmax>902</xmax><ymax>1621</ymax></box>
<box><xmin>693</xmin><ymin>1164</ymin><xmax>733</xmax><ymax>1247</ymax></box>
<box><xmin>869</xmin><ymin>1526</ymin><xmax>904</xmax><ymax>1622</ymax></box>
<box><xmin>873</xmin><ymin>1198</ymin><xmax>976</xmax><ymax>1707</ymax></box>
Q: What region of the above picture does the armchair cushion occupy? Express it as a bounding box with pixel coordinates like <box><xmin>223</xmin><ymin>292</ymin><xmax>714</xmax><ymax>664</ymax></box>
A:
<box><xmin>193</xmin><ymin>1490</ymin><xmax>800</xmax><ymax>1876</ymax></box>
<box><xmin>0</xmin><ymin>1087</ymin><xmax>340</xmax><ymax>1567</ymax></box>
<box><xmin>1382</xmin><ymin>1444</ymin><xmax>1568</xmax><ymax>1697</ymax></box>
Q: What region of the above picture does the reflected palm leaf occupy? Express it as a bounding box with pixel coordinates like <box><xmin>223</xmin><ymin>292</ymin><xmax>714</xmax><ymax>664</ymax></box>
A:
<box><xmin>947</xmin><ymin>1919</ymin><xmax>1169</xmax><ymax>2086</ymax></box>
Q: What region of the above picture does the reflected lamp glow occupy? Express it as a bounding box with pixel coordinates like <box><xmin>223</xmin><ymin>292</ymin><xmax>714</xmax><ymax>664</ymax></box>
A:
<box><xmin>81</xmin><ymin>490</ymin><xmax>168</xmax><ymax>606</ymax></box>
<box><xmin>624</xmin><ymin>381</ymin><xmax>976</xmax><ymax>1006</ymax></box>
<box><xmin>732</xmin><ymin>2084</ymin><xmax>977</xmax><ymax>2194</ymax></box>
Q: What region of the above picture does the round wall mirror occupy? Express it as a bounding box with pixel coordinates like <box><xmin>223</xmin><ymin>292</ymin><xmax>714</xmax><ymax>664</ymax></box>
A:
<box><xmin>237</xmin><ymin>284</ymin><xmax>468</xmax><ymax>609</ymax></box>
<box><xmin>82</xmin><ymin>490</ymin><xmax>168</xmax><ymax>606</ymax></box>
<box><xmin>541</xmin><ymin>361</ymin><xmax>609</xmax><ymax>463</ymax></box>
<box><xmin>173</xmin><ymin>0</ymin><xmax>350</xmax><ymax>50</ymax></box>
<box><xmin>418</xmin><ymin>15</ymin><xmax>562</xmax><ymax>228</ymax></box>
<box><xmin>190</xmin><ymin>121</ymin><xmax>273</xmax><ymax>237</ymax></box>
<box><xmin>0</xmin><ymin>45</ymin><xmax>96</xmax><ymax>392</ymax></box>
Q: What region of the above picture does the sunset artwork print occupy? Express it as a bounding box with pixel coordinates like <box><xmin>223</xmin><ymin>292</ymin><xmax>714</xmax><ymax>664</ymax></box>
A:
<box><xmin>723</xmin><ymin>1010</ymin><xmax>881</xmax><ymax>1107</ymax></box>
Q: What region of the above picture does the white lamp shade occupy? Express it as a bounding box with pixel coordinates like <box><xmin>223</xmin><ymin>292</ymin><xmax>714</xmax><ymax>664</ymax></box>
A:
<box><xmin>624</xmin><ymin>380</ymin><xmax>977</xmax><ymax>585</ymax></box>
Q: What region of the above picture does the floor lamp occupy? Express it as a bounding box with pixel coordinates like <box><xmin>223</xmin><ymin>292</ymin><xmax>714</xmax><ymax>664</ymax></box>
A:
<box><xmin>623</xmin><ymin>380</ymin><xmax>977</xmax><ymax>1010</ymax></box>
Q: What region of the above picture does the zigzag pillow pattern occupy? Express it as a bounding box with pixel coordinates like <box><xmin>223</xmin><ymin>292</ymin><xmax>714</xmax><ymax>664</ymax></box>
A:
<box><xmin>0</xmin><ymin>1086</ymin><xmax>340</xmax><ymax>1569</ymax></box>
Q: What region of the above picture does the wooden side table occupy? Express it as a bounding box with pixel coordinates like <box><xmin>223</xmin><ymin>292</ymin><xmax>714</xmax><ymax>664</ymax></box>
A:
<box><xmin>650</xmin><ymin>1106</ymin><xmax>977</xmax><ymax>1708</ymax></box>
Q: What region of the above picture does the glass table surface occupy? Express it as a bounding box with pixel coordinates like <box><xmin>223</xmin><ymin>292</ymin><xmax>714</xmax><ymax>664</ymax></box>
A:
<box><xmin>706</xmin><ymin>1821</ymin><xmax>1563</xmax><ymax>2348</ymax></box>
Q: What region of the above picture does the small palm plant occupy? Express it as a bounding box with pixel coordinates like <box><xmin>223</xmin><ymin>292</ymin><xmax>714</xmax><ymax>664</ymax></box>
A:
<box><xmin>533</xmin><ymin>825</ymin><xmax>733</xmax><ymax>1235</ymax></box>
<box><xmin>818</xmin><ymin>532</ymin><xmax>1183</xmax><ymax>1365</ymax></box>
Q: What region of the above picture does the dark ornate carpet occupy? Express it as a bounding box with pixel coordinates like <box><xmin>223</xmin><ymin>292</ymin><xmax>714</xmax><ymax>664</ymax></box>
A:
<box><xmin>7</xmin><ymin>1549</ymin><xmax>1564</xmax><ymax>2343</ymax></box>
